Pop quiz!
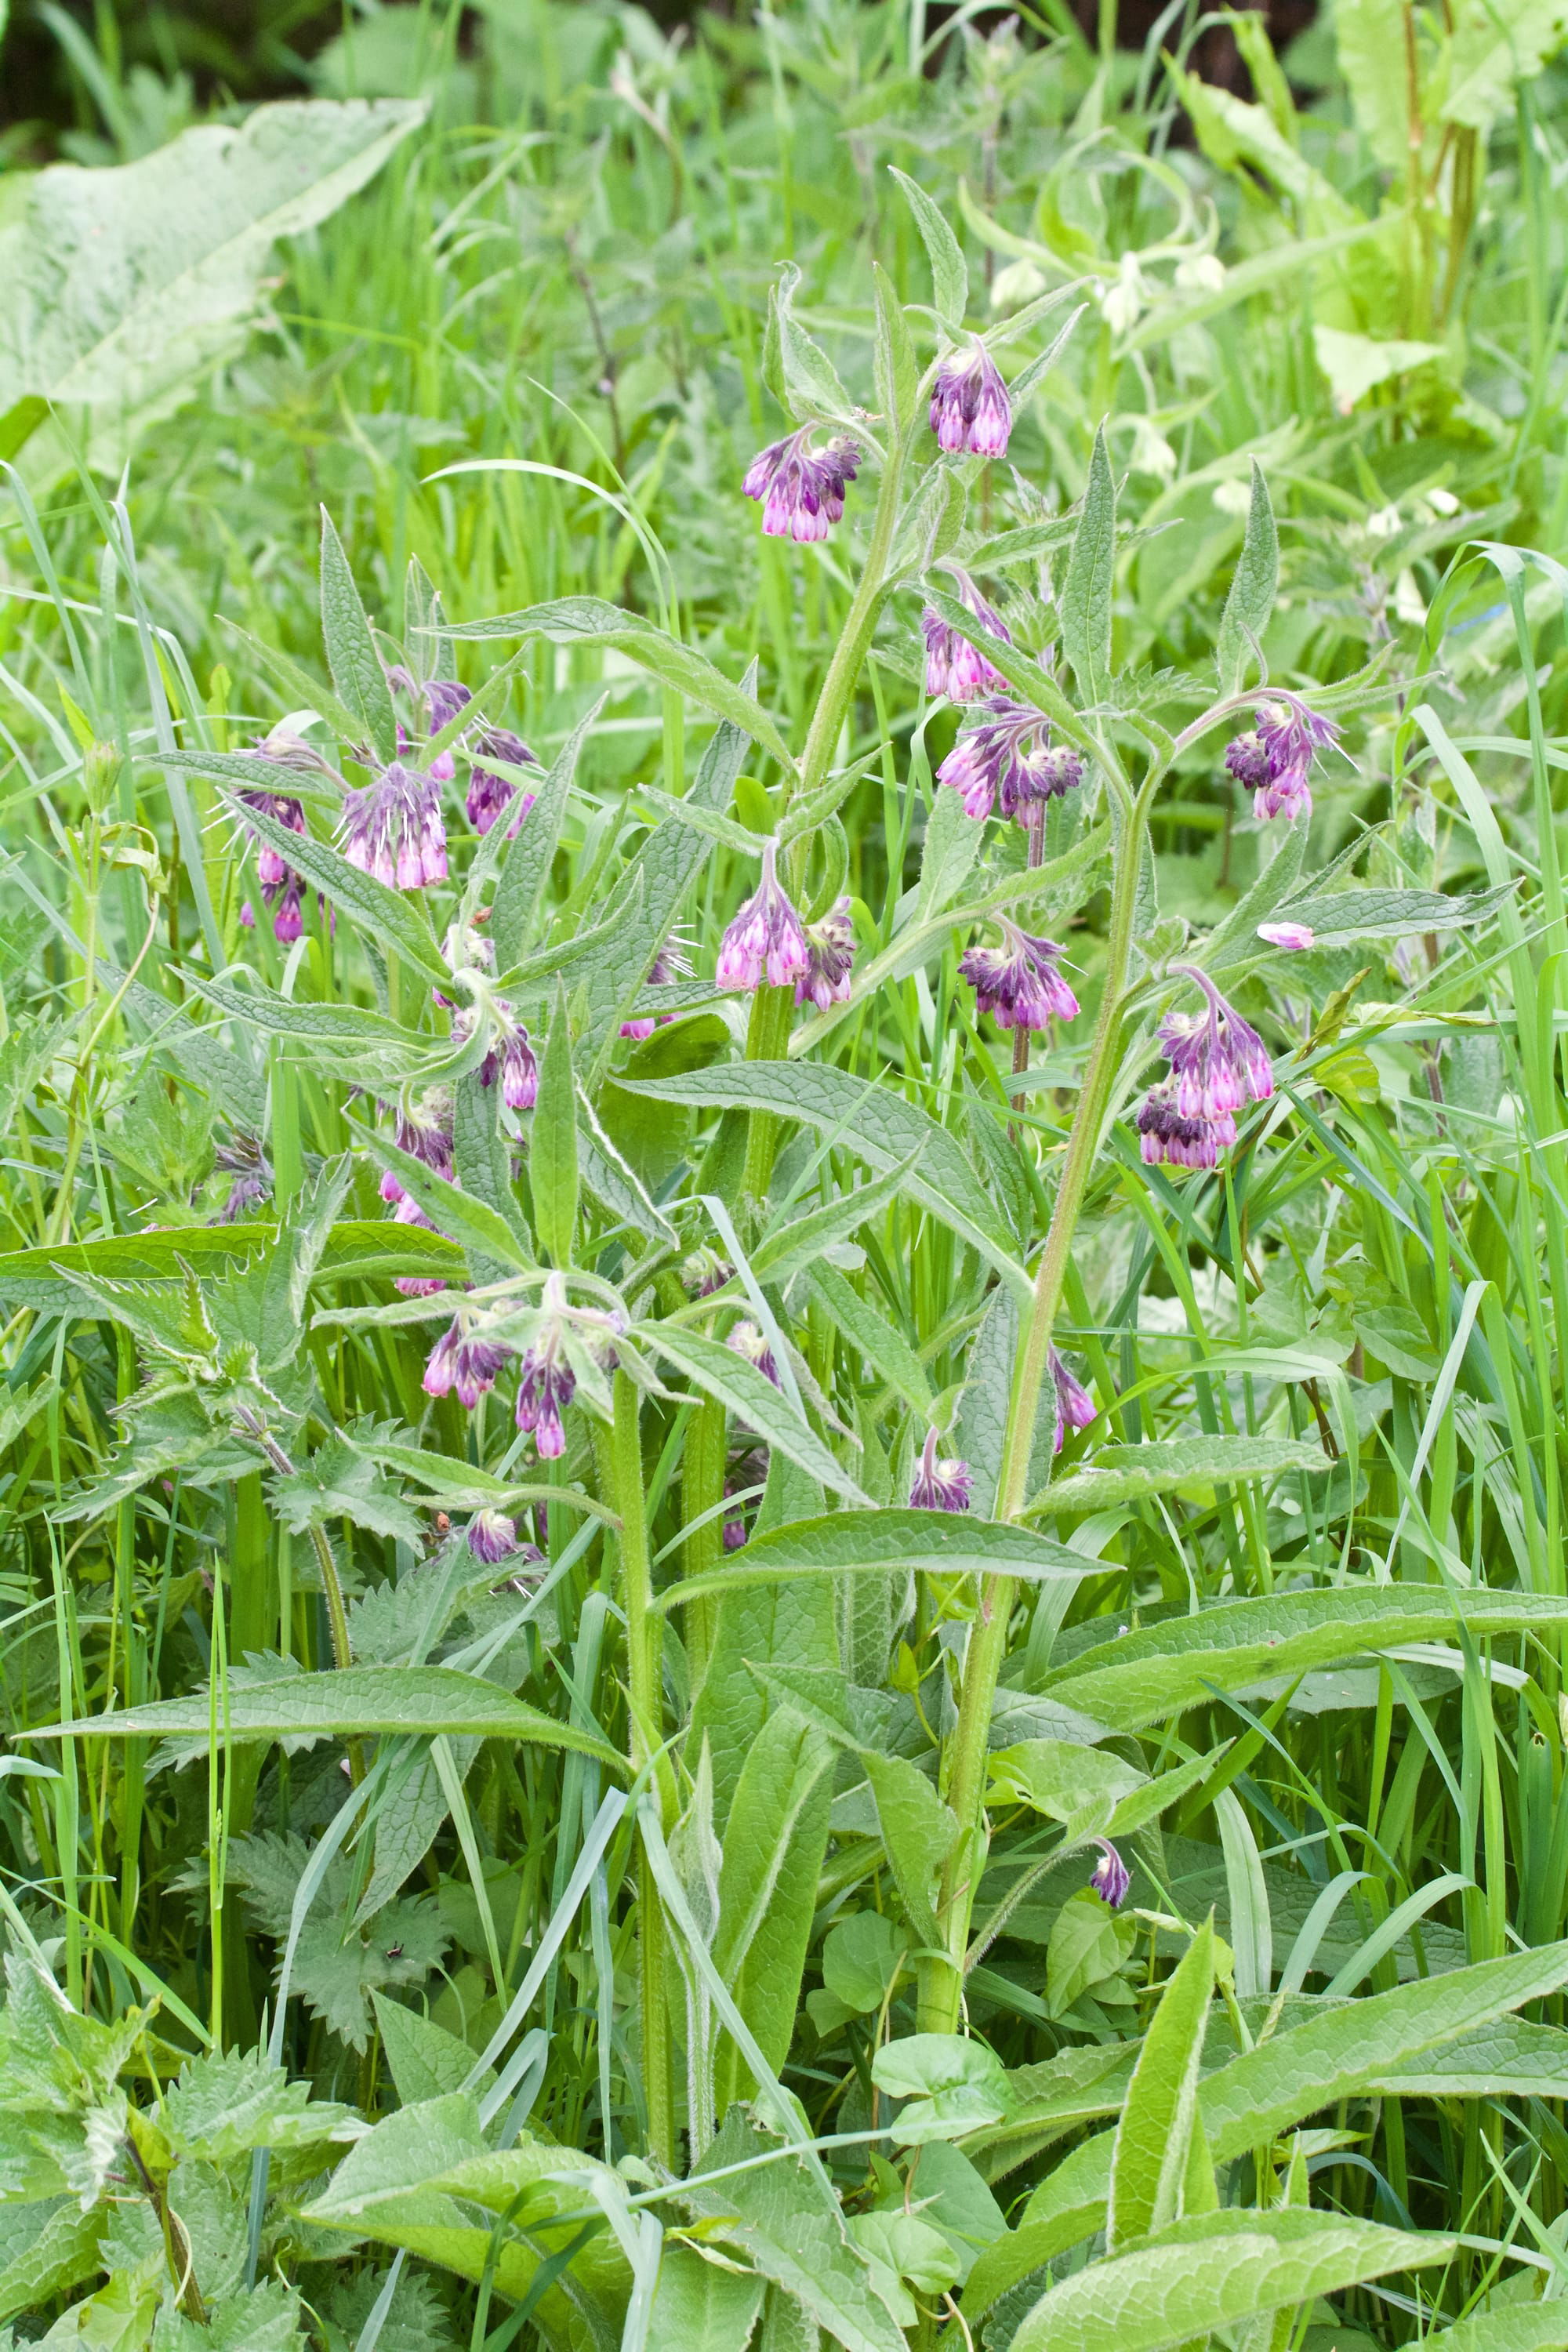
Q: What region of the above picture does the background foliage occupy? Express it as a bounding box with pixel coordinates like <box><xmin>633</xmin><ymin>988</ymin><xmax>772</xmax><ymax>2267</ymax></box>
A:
<box><xmin>1</xmin><ymin>1</ymin><xmax>1568</xmax><ymax>2347</ymax></box>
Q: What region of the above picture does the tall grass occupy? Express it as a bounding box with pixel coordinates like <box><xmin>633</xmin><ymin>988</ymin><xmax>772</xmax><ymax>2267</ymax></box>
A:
<box><xmin>1</xmin><ymin>3</ymin><xmax>1566</xmax><ymax>2347</ymax></box>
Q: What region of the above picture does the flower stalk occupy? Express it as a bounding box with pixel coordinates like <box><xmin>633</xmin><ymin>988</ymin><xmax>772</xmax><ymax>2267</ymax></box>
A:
<box><xmin>919</xmin><ymin>754</ymin><xmax>1149</xmax><ymax>2034</ymax></box>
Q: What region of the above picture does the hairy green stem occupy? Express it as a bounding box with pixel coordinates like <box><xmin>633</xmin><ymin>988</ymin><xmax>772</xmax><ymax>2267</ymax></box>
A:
<box><xmin>918</xmin><ymin>771</ymin><xmax>1149</xmax><ymax>2033</ymax></box>
<box><xmin>681</xmin><ymin>1392</ymin><xmax>727</xmax><ymax>1696</ymax></box>
<box><xmin>613</xmin><ymin>1369</ymin><xmax>677</xmax><ymax>2168</ymax></box>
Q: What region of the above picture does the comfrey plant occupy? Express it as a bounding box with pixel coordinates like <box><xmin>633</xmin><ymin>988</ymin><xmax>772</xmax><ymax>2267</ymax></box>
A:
<box><xmin>23</xmin><ymin>209</ymin><xmax>1515</xmax><ymax>2352</ymax></box>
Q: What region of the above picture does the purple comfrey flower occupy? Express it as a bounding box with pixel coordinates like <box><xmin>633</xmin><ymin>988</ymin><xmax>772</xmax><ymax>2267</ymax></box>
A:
<box><xmin>1091</xmin><ymin>1840</ymin><xmax>1131</xmax><ymax>1909</ymax></box>
<box><xmin>959</xmin><ymin>926</ymin><xmax>1079</xmax><ymax>1033</ymax></box>
<box><xmin>681</xmin><ymin>1247</ymin><xmax>734</xmax><ymax>1297</ymax></box>
<box><xmin>921</xmin><ymin>568</ymin><xmax>1012</xmax><ymax>702</ymax></box>
<box><xmin>214</xmin><ymin>1136</ymin><xmax>270</xmax><ymax>1224</ymax></box>
<box><xmin>727</xmin><ymin>1319</ymin><xmax>781</xmax><ymax>1387</ymax></box>
<box><xmin>424</xmin><ymin>1319</ymin><xmax>512</xmax><ymax>1410</ymax></box>
<box><xmin>742</xmin><ymin>427</ymin><xmax>861</xmax><ymax>542</ymax></box>
<box><xmin>1258</xmin><ymin>921</ymin><xmax>1315</xmax><ymax>951</ymax></box>
<box><xmin>379</xmin><ymin>1101</ymin><xmax>455</xmax><ymax>1207</ymax></box>
<box><xmin>937</xmin><ymin>697</ymin><xmax>1083</xmax><ymax>822</ymax></box>
<box><xmin>466</xmin><ymin>730</ymin><xmax>539</xmax><ymax>839</ymax></box>
<box><xmin>477</xmin><ymin>1007</ymin><xmax>538</xmax><ymax>1111</ymax></box>
<box><xmin>717</xmin><ymin>844</ymin><xmax>810</xmax><ymax>993</ymax></box>
<box><xmin>466</xmin><ymin>1509</ymin><xmax>521</xmax><ymax>1565</ymax></box>
<box><xmin>723</xmin><ymin>1498</ymin><xmax>750</xmax><ymax>1552</ymax></box>
<box><xmin>622</xmin><ymin>937</ymin><xmax>692</xmax><ymax>1040</ymax></box>
<box><xmin>1136</xmin><ymin>967</ymin><xmax>1272</xmax><ymax>1171</ymax></box>
<box><xmin>796</xmin><ymin>898</ymin><xmax>856</xmax><ymax>1012</ymax></box>
<box><xmin>395</xmin><ymin>1276</ymin><xmax>448</xmax><ymax>1298</ymax></box>
<box><xmin>1049</xmin><ymin>1347</ymin><xmax>1096</xmax><ymax>1454</ymax></box>
<box><xmin>515</xmin><ymin>1340</ymin><xmax>576</xmax><ymax>1458</ymax></box>
<box><xmin>909</xmin><ymin>1428</ymin><xmax>973</xmax><ymax>1512</ymax></box>
<box><xmin>930</xmin><ymin>340</ymin><xmax>1011</xmax><ymax>458</ymax></box>
<box><xmin>1226</xmin><ymin>695</ymin><xmax>1340</xmax><ymax>822</ymax></box>
<box><xmin>339</xmin><ymin>760</ymin><xmax>448</xmax><ymax>890</ymax></box>
<box><xmin>237</xmin><ymin>786</ymin><xmax>312</xmax><ymax>944</ymax></box>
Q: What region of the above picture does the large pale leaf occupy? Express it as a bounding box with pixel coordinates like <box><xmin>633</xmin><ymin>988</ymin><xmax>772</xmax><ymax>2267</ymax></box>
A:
<box><xmin>0</xmin><ymin>99</ymin><xmax>425</xmax><ymax>474</ymax></box>
<box><xmin>22</xmin><ymin>1664</ymin><xmax>622</xmax><ymax>1768</ymax></box>
<box><xmin>1041</xmin><ymin>1587</ymin><xmax>1568</xmax><ymax>1732</ymax></box>
<box><xmin>1107</xmin><ymin>1922</ymin><xmax>1214</xmax><ymax>2252</ymax></box>
<box><xmin>1029</xmin><ymin>1436</ymin><xmax>1327</xmax><ymax>1517</ymax></box>
<box><xmin>1009</xmin><ymin>2209</ymin><xmax>1450</xmax><ymax>2352</ymax></box>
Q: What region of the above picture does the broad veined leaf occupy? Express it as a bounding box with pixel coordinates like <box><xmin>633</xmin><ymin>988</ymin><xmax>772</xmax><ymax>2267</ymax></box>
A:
<box><xmin>443</xmin><ymin>596</ymin><xmax>797</xmax><ymax>775</ymax></box>
<box><xmin>319</xmin><ymin>505</ymin><xmax>397</xmax><ymax>764</ymax></box>
<box><xmin>655</xmin><ymin>1510</ymin><xmax>1101</xmax><ymax>1613</ymax></box>
<box><xmin>1041</xmin><ymin>1587</ymin><xmax>1568</xmax><ymax>1732</ymax></box>
<box><xmin>619</xmin><ymin>1063</ymin><xmax>1027</xmax><ymax>1294</ymax></box>
<box><xmin>1215</xmin><ymin>459</ymin><xmax>1277</xmax><ymax>688</ymax></box>
<box><xmin>1108</xmin><ymin>1922</ymin><xmax>1215</xmax><ymax>2252</ymax></box>
<box><xmin>647</xmin><ymin>2245</ymin><xmax>767</xmax><ymax>2352</ymax></box>
<box><xmin>712</xmin><ymin>1705</ymin><xmax>836</xmax><ymax>2104</ymax></box>
<box><xmin>1008</xmin><ymin>2209</ymin><xmax>1452</xmax><ymax>2352</ymax></box>
<box><xmin>1060</xmin><ymin>425</ymin><xmax>1116</xmax><ymax>703</ymax></box>
<box><xmin>22</xmin><ymin>1664</ymin><xmax>624</xmax><ymax>1768</ymax></box>
<box><xmin>0</xmin><ymin>2202</ymin><xmax>105</xmax><ymax>2326</ymax></box>
<box><xmin>369</xmin><ymin>1992</ymin><xmax>495</xmax><ymax>2107</ymax></box>
<box><xmin>0</xmin><ymin>1220</ymin><xmax>459</xmax><ymax>1316</ymax></box>
<box><xmin>872</xmin><ymin>2035</ymin><xmax>1012</xmax><ymax>2147</ymax></box>
<box><xmin>1266</xmin><ymin>882</ymin><xmax>1514</xmax><ymax>946</ymax></box>
<box><xmin>0</xmin><ymin>98</ymin><xmax>425</xmax><ymax>475</ymax></box>
<box><xmin>181</xmin><ymin>971</ymin><xmax>434</xmax><ymax>1067</ymax></box>
<box><xmin>676</xmin><ymin>2109</ymin><xmax>907</xmax><ymax>2352</ymax></box>
<box><xmin>1029</xmin><ymin>1435</ymin><xmax>1327</xmax><ymax>1517</ymax></box>
<box><xmin>1431</xmin><ymin>2309</ymin><xmax>1568</xmax><ymax>2352</ymax></box>
<box><xmin>641</xmin><ymin>1325</ymin><xmax>871</xmax><ymax>1504</ymax></box>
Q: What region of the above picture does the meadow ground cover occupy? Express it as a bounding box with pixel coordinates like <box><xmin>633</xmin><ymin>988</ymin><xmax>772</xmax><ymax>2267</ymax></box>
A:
<box><xmin>2</xmin><ymin>1</ymin><xmax>1568</xmax><ymax>2345</ymax></box>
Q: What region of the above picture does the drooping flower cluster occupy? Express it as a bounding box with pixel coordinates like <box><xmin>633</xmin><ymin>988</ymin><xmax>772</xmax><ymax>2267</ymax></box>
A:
<box><xmin>339</xmin><ymin>759</ymin><xmax>447</xmax><ymax>890</ymax></box>
<box><xmin>960</xmin><ymin>926</ymin><xmax>1078</xmax><ymax>1034</ymax></box>
<box><xmin>909</xmin><ymin>1428</ymin><xmax>972</xmax><ymax>1513</ymax></box>
<box><xmin>727</xmin><ymin>1320</ymin><xmax>781</xmax><ymax>1387</ymax></box>
<box><xmin>1049</xmin><ymin>1347</ymin><xmax>1096</xmax><ymax>1453</ymax></box>
<box><xmin>938</xmin><ymin>697</ymin><xmax>1084</xmax><ymax>822</ymax></box>
<box><xmin>238</xmin><ymin>786</ymin><xmax>310</xmax><ymax>942</ymax></box>
<box><xmin>920</xmin><ymin>568</ymin><xmax>1011</xmax><ymax>702</ymax></box>
<box><xmin>1091</xmin><ymin>1840</ymin><xmax>1131</xmax><ymax>1908</ymax></box>
<box><xmin>213</xmin><ymin>1134</ymin><xmax>271</xmax><ymax>1224</ymax></box>
<box><xmin>423</xmin><ymin>1318</ymin><xmax>511</xmax><ymax>1409</ymax></box>
<box><xmin>466</xmin><ymin>1509</ymin><xmax>526</xmax><ymax>1566</ymax></box>
<box><xmin>796</xmin><ymin>898</ymin><xmax>857</xmax><ymax>1012</ymax></box>
<box><xmin>477</xmin><ymin>1007</ymin><xmax>539</xmax><ymax>1111</ymax></box>
<box><xmin>1135</xmin><ymin>967</ymin><xmax>1273</xmax><ymax>1171</ymax></box>
<box><xmin>716</xmin><ymin>844</ymin><xmax>810</xmax><ymax>993</ymax></box>
<box><xmin>514</xmin><ymin>1334</ymin><xmax>577</xmax><ymax>1457</ymax></box>
<box><xmin>930</xmin><ymin>340</ymin><xmax>1011</xmax><ymax>458</ymax></box>
<box><xmin>681</xmin><ymin>1247</ymin><xmax>735</xmax><ymax>1297</ymax></box>
<box><xmin>742</xmin><ymin>429</ymin><xmax>862</xmax><ymax>542</ymax></box>
<box><xmin>622</xmin><ymin>937</ymin><xmax>691</xmax><ymax>1040</ymax></box>
<box><xmin>379</xmin><ymin>1098</ymin><xmax>455</xmax><ymax>1226</ymax></box>
<box><xmin>1224</xmin><ymin>695</ymin><xmax>1340</xmax><ymax>822</ymax></box>
<box><xmin>390</xmin><ymin>668</ymin><xmax>542</xmax><ymax>837</ymax></box>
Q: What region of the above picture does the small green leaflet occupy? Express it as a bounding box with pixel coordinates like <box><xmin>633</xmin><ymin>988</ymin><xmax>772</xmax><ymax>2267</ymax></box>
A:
<box><xmin>1214</xmin><ymin>459</ymin><xmax>1278</xmax><ymax>690</ymax></box>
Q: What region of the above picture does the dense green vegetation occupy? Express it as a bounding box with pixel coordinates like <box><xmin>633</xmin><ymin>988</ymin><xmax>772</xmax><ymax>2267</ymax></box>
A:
<box><xmin>2</xmin><ymin>2</ymin><xmax>1568</xmax><ymax>2345</ymax></box>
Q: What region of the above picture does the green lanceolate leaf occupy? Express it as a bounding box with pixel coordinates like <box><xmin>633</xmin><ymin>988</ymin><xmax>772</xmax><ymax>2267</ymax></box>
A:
<box><xmin>443</xmin><ymin>596</ymin><xmax>797</xmax><ymax>776</ymax></box>
<box><xmin>890</xmin><ymin>165</ymin><xmax>968</xmax><ymax>325</ymax></box>
<box><xmin>1040</xmin><ymin>1586</ymin><xmax>1568</xmax><ymax>1733</ymax></box>
<box><xmin>358</xmin><ymin>1122</ymin><xmax>532</xmax><ymax>1274</ymax></box>
<box><xmin>1028</xmin><ymin>1434</ymin><xmax>1327</xmax><ymax>1516</ymax></box>
<box><xmin>1268</xmin><ymin>881</ymin><xmax>1515</xmax><ymax>946</ymax></box>
<box><xmin>619</xmin><ymin>1062</ymin><xmax>1026</xmax><ymax>1296</ymax></box>
<box><xmin>1060</xmin><ymin>424</ymin><xmax>1116</xmax><ymax>704</ymax></box>
<box><xmin>1009</xmin><ymin>2209</ymin><xmax>1452</xmax><ymax>2352</ymax></box>
<box><xmin>319</xmin><ymin>505</ymin><xmax>397</xmax><ymax>762</ymax></box>
<box><xmin>531</xmin><ymin>983</ymin><xmax>579</xmax><ymax>1269</ymax></box>
<box><xmin>1107</xmin><ymin>1921</ymin><xmax>1215</xmax><ymax>2252</ymax></box>
<box><xmin>1215</xmin><ymin>459</ymin><xmax>1278</xmax><ymax>689</ymax></box>
<box><xmin>712</xmin><ymin>1705</ymin><xmax>836</xmax><ymax>2103</ymax></box>
<box><xmin>182</xmin><ymin>971</ymin><xmax>434</xmax><ymax>1066</ymax></box>
<box><xmin>807</xmin><ymin>1261</ymin><xmax>932</xmax><ymax>1411</ymax></box>
<box><xmin>642</xmin><ymin>1325</ymin><xmax>870</xmax><ymax>1504</ymax></box>
<box><xmin>657</xmin><ymin>1509</ymin><xmax>1099</xmax><ymax>1613</ymax></box>
<box><xmin>23</xmin><ymin>1664</ymin><xmax>624</xmax><ymax>1767</ymax></box>
<box><xmin>871</xmin><ymin>260</ymin><xmax>917</xmax><ymax>432</ymax></box>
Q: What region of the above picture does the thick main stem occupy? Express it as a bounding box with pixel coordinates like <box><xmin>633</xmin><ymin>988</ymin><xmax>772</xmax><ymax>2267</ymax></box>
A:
<box><xmin>918</xmin><ymin>781</ymin><xmax>1146</xmax><ymax>2034</ymax></box>
<box><xmin>613</xmin><ymin>1370</ymin><xmax>677</xmax><ymax>2169</ymax></box>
